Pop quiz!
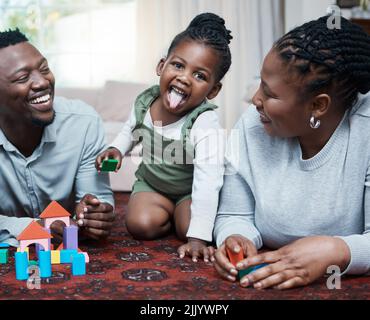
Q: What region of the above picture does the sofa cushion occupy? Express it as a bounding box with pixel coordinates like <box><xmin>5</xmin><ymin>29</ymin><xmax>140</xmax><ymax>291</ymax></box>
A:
<box><xmin>55</xmin><ymin>87</ymin><xmax>100</xmax><ymax>108</ymax></box>
<box><xmin>97</xmin><ymin>80</ymin><xmax>149</xmax><ymax>122</ymax></box>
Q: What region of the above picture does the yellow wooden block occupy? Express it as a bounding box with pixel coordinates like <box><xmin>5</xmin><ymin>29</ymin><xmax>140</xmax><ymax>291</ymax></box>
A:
<box><xmin>17</xmin><ymin>247</ymin><xmax>29</xmax><ymax>260</ymax></box>
<box><xmin>51</xmin><ymin>250</ymin><xmax>60</xmax><ymax>264</ymax></box>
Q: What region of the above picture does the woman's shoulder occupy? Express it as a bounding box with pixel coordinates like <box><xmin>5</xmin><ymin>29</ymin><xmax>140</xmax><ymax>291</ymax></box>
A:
<box><xmin>236</xmin><ymin>104</ymin><xmax>263</xmax><ymax>131</ymax></box>
<box><xmin>350</xmin><ymin>93</ymin><xmax>370</xmax><ymax>118</ymax></box>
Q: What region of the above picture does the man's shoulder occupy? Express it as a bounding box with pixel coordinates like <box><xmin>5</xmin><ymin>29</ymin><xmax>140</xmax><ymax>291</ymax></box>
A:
<box><xmin>53</xmin><ymin>96</ymin><xmax>100</xmax><ymax>119</ymax></box>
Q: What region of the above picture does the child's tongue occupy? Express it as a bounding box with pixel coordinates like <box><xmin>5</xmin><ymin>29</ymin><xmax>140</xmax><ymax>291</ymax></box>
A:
<box><xmin>169</xmin><ymin>90</ymin><xmax>184</xmax><ymax>109</ymax></box>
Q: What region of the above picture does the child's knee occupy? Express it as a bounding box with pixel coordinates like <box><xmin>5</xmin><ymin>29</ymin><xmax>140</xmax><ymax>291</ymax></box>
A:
<box><xmin>125</xmin><ymin>212</ymin><xmax>165</xmax><ymax>240</ymax></box>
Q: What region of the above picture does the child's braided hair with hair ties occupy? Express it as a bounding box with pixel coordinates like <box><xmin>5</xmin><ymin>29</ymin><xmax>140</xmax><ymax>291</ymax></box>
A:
<box><xmin>167</xmin><ymin>12</ymin><xmax>233</xmax><ymax>82</ymax></box>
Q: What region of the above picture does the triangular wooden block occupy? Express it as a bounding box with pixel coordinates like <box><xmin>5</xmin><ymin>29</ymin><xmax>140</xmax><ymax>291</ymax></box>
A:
<box><xmin>39</xmin><ymin>201</ymin><xmax>71</xmax><ymax>219</ymax></box>
<box><xmin>17</xmin><ymin>221</ymin><xmax>53</xmax><ymax>241</ymax></box>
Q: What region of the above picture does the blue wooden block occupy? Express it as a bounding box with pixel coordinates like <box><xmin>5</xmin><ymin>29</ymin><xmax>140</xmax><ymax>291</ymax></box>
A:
<box><xmin>60</xmin><ymin>249</ymin><xmax>78</xmax><ymax>263</ymax></box>
<box><xmin>39</xmin><ymin>250</ymin><xmax>52</xmax><ymax>278</ymax></box>
<box><xmin>63</xmin><ymin>225</ymin><xmax>78</xmax><ymax>250</ymax></box>
<box><xmin>0</xmin><ymin>243</ymin><xmax>10</xmax><ymax>248</ymax></box>
<box><xmin>15</xmin><ymin>252</ymin><xmax>29</xmax><ymax>280</ymax></box>
<box><xmin>0</xmin><ymin>249</ymin><xmax>9</xmax><ymax>264</ymax></box>
<box><xmin>238</xmin><ymin>263</ymin><xmax>269</xmax><ymax>279</ymax></box>
<box><xmin>71</xmin><ymin>253</ymin><xmax>86</xmax><ymax>276</ymax></box>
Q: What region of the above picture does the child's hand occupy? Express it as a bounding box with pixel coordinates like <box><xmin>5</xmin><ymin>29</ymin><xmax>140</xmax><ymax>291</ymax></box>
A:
<box><xmin>177</xmin><ymin>238</ymin><xmax>215</xmax><ymax>263</ymax></box>
<box><xmin>95</xmin><ymin>147</ymin><xmax>122</xmax><ymax>172</ymax></box>
<box><xmin>213</xmin><ymin>234</ymin><xmax>258</xmax><ymax>282</ymax></box>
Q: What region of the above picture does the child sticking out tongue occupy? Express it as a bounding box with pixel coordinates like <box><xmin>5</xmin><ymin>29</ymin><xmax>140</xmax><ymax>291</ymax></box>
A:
<box><xmin>169</xmin><ymin>89</ymin><xmax>184</xmax><ymax>109</ymax></box>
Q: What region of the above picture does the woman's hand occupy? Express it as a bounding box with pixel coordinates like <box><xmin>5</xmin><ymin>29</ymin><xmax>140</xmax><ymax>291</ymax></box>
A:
<box><xmin>95</xmin><ymin>147</ymin><xmax>123</xmax><ymax>172</ymax></box>
<box><xmin>213</xmin><ymin>234</ymin><xmax>258</xmax><ymax>282</ymax></box>
<box><xmin>237</xmin><ymin>236</ymin><xmax>351</xmax><ymax>290</ymax></box>
<box><xmin>177</xmin><ymin>238</ymin><xmax>215</xmax><ymax>263</ymax></box>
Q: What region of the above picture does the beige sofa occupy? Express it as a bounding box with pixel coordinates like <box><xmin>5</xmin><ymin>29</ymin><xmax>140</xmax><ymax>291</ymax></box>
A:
<box><xmin>55</xmin><ymin>81</ymin><xmax>149</xmax><ymax>192</ymax></box>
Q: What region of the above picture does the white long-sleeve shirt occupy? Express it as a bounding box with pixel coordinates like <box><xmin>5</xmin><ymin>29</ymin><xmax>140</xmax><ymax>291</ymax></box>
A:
<box><xmin>111</xmin><ymin>105</ymin><xmax>226</xmax><ymax>242</ymax></box>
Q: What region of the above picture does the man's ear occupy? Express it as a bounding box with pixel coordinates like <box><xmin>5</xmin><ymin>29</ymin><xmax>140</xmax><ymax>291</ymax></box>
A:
<box><xmin>311</xmin><ymin>94</ymin><xmax>331</xmax><ymax>118</ymax></box>
<box><xmin>207</xmin><ymin>82</ymin><xmax>222</xmax><ymax>100</ymax></box>
<box><xmin>156</xmin><ymin>58</ymin><xmax>166</xmax><ymax>76</ymax></box>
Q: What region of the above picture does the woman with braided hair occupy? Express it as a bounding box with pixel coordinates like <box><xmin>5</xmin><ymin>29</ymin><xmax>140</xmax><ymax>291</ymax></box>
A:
<box><xmin>213</xmin><ymin>15</ymin><xmax>370</xmax><ymax>289</ymax></box>
<box><xmin>95</xmin><ymin>13</ymin><xmax>232</xmax><ymax>262</ymax></box>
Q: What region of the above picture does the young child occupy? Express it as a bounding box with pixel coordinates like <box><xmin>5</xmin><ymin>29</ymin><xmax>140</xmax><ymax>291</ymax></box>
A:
<box><xmin>95</xmin><ymin>13</ymin><xmax>232</xmax><ymax>262</ymax></box>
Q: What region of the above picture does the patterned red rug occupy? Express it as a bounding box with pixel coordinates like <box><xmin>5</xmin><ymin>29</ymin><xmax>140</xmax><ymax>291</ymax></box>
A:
<box><xmin>0</xmin><ymin>192</ymin><xmax>369</xmax><ymax>300</ymax></box>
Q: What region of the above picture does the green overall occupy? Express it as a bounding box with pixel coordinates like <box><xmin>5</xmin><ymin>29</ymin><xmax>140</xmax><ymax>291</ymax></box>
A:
<box><xmin>131</xmin><ymin>85</ymin><xmax>218</xmax><ymax>205</ymax></box>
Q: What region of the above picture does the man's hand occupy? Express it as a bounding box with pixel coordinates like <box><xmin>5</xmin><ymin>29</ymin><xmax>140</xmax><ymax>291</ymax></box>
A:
<box><xmin>75</xmin><ymin>194</ymin><xmax>115</xmax><ymax>241</ymax></box>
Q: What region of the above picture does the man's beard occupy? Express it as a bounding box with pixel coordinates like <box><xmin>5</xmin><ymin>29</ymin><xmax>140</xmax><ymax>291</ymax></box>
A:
<box><xmin>31</xmin><ymin>111</ymin><xmax>56</xmax><ymax>127</ymax></box>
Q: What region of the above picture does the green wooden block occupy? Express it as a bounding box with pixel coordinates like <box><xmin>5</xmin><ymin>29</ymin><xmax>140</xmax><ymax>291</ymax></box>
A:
<box><xmin>28</xmin><ymin>260</ymin><xmax>38</xmax><ymax>266</ymax></box>
<box><xmin>0</xmin><ymin>249</ymin><xmax>8</xmax><ymax>264</ymax></box>
<box><xmin>237</xmin><ymin>266</ymin><xmax>255</xmax><ymax>280</ymax></box>
<box><xmin>101</xmin><ymin>159</ymin><xmax>118</xmax><ymax>172</ymax></box>
<box><xmin>237</xmin><ymin>263</ymin><xmax>269</xmax><ymax>280</ymax></box>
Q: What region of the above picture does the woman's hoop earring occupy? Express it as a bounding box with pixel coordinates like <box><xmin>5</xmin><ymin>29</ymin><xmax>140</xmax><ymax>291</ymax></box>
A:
<box><xmin>310</xmin><ymin>116</ymin><xmax>321</xmax><ymax>129</ymax></box>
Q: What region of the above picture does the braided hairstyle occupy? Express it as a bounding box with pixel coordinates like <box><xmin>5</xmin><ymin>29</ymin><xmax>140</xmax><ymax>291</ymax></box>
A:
<box><xmin>167</xmin><ymin>12</ymin><xmax>233</xmax><ymax>82</ymax></box>
<box><xmin>274</xmin><ymin>15</ymin><xmax>370</xmax><ymax>109</ymax></box>
<box><xmin>0</xmin><ymin>28</ymin><xmax>28</xmax><ymax>49</ymax></box>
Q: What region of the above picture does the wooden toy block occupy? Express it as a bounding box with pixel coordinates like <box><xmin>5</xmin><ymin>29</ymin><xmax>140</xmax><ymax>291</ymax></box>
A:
<box><xmin>238</xmin><ymin>263</ymin><xmax>269</xmax><ymax>279</ymax></box>
<box><xmin>0</xmin><ymin>249</ymin><xmax>8</xmax><ymax>264</ymax></box>
<box><xmin>17</xmin><ymin>221</ymin><xmax>53</xmax><ymax>241</ymax></box>
<box><xmin>14</xmin><ymin>200</ymin><xmax>90</xmax><ymax>281</ymax></box>
<box><xmin>17</xmin><ymin>247</ymin><xmax>29</xmax><ymax>261</ymax></box>
<box><xmin>80</xmin><ymin>252</ymin><xmax>90</xmax><ymax>263</ymax></box>
<box><xmin>35</xmin><ymin>243</ymin><xmax>42</xmax><ymax>258</ymax></box>
<box><xmin>15</xmin><ymin>251</ymin><xmax>29</xmax><ymax>280</ymax></box>
<box><xmin>39</xmin><ymin>200</ymin><xmax>71</xmax><ymax>219</ymax></box>
<box><xmin>63</xmin><ymin>225</ymin><xmax>78</xmax><ymax>250</ymax></box>
<box><xmin>51</xmin><ymin>250</ymin><xmax>61</xmax><ymax>264</ymax></box>
<box><xmin>0</xmin><ymin>243</ymin><xmax>10</xmax><ymax>248</ymax></box>
<box><xmin>71</xmin><ymin>253</ymin><xmax>86</xmax><ymax>276</ymax></box>
<box><xmin>60</xmin><ymin>249</ymin><xmax>78</xmax><ymax>263</ymax></box>
<box><xmin>226</xmin><ymin>247</ymin><xmax>244</xmax><ymax>266</ymax></box>
<box><xmin>226</xmin><ymin>247</ymin><xmax>269</xmax><ymax>280</ymax></box>
<box><xmin>39</xmin><ymin>250</ymin><xmax>52</xmax><ymax>278</ymax></box>
<box><xmin>101</xmin><ymin>159</ymin><xmax>118</xmax><ymax>172</ymax></box>
<box><xmin>28</xmin><ymin>260</ymin><xmax>38</xmax><ymax>266</ymax></box>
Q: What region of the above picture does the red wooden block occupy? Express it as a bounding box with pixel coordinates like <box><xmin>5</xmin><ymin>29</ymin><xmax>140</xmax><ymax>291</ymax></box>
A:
<box><xmin>226</xmin><ymin>247</ymin><xmax>244</xmax><ymax>266</ymax></box>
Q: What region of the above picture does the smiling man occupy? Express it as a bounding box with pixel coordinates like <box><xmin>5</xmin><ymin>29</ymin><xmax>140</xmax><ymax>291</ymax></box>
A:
<box><xmin>0</xmin><ymin>29</ymin><xmax>115</xmax><ymax>245</ymax></box>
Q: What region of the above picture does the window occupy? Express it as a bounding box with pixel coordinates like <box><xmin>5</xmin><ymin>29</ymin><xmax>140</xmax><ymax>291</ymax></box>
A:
<box><xmin>0</xmin><ymin>0</ymin><xmax>137</xmax><ymax>87</ymax></box>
